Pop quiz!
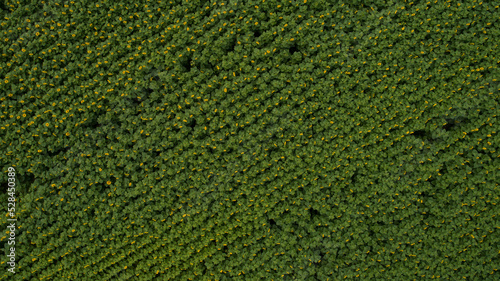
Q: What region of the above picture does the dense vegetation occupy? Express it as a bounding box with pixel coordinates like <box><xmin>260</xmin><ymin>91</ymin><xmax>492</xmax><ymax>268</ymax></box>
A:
<box><xmin>0</xmin><ymin>0</ymin><xmax>498</xmax><ymax>280</ymax></box>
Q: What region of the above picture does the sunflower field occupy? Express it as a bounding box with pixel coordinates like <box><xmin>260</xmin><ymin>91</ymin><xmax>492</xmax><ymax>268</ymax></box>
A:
<box><xmin>0</xmin><ymin>0</ymin><xmax>499</xmax><ymax>280</ymax></box>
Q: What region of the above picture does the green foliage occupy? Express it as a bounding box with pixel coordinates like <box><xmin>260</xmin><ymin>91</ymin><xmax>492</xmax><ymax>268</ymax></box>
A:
<box><xmin>0</xmin><ymin>0</ymin><xmax>499</xmax><ymax>280</ymax></box>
